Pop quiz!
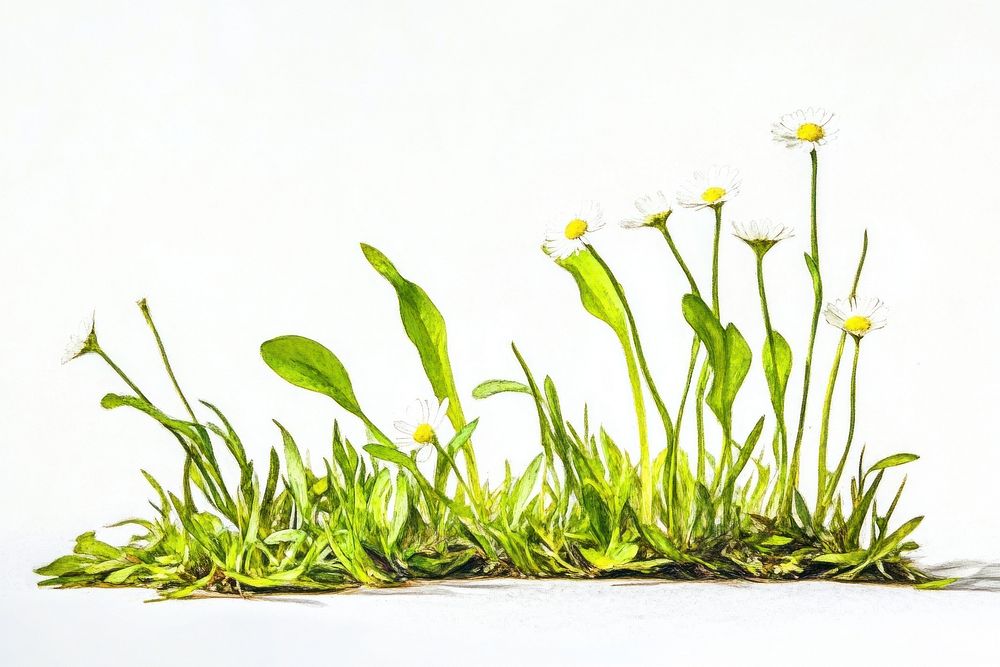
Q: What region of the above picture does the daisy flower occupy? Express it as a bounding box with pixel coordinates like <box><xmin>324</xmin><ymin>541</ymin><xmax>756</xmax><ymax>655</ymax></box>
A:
<box><xmin>732</xmin><ymin>219</ymin><xmax>794</xmax><ymax>256</ymax></box>
<box><xmin>621</xmin><ymin>191</ymin><xmax>673</xmax><ymax>230</ymax></box>
<box><xmin>824</xmin><ymin>297</ymin><xmax>887</xmax><ymax>339</ymax></box>
<box><xmin>676</xmin><ymin>166</ymin><xmax>741</xmax><ymax>210</ymax></box>
<box><xmin>771</xmin><ymin>108</ymin><xmax>837</xmax><ymax>151</ymax></box>
<box><xmin>544</xmin><ymin>201</ymin><xmax>605</xmax><ymax>259</ymax></box>
<box><xmin>394</xmin><ymin>397</ymin><xmax>449</xmax><ymax>454</ymax></box>
<box><xmin>61</xmin><ymin>313</ymin><xmax>100</xmax><ymax>364</ymax></box>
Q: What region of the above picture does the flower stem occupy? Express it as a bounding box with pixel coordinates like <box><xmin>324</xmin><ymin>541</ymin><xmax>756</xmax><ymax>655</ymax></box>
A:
<box><xmin>785</xmin><ymin>149</ymin><xmax>821</xmax><ymax>518</ymax></box>
<box><xmin>756</xmin><ymin>253</ymin><xmax>788</xmax><ymax>507</ymax></box>
<box><xmin>655</xmin><ymin>223</ymin><xmax>701</xmax><ymax>537</ymax></box>
<box><xmin>711</xmin><ymin>204</ymin><xmax>723</xmax><ymax>317</ymax></box>
<box><xmin>816</xmin><ymin>333</ymin><xmax>845</xmax><ymax>506</ymax></box>
<box><xmin>137</xmin><ymin>299</ymin><xmax>198</xmax><ymax>423</ymax></box>
<box><xmin>97</xmin><ymin>350</ymin><xmax>150</xmax><ymax>404</ymax></box>
<box><xmin>818</xmin><ymin>339</ymin><xmax>861</xmax><ymax>520</ymax></box>
<box><xmin>658</xmin><ymin>225</ymin><xmax>701</xmax><ymax>297</ymax></box>
<box><xmin>587</xmin><ymin>244</ymin><xmax>675</xmax><ymax>524</ymax></box>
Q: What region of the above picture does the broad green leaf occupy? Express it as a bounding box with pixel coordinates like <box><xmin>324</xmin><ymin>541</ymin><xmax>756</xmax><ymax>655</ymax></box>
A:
<box><xmin>580</xmin><ymin>543</ymin><xmax>639</xmax><ymax>569</ymax></box>
<box><xmin>74</xmin><ymin>532</ymin><xmax>121</xmax><ymax>560</ymax></box>
<box><xmin>472</xmin><ymin>379</ymin><xmax>531</xmax><ymax>399</ymax></box>
<box><xmin>260</xmin><ymin>335</ymin><xmax>364</xmax><ymax>420</ymax></box>
<box><xmin>916</xmin><ymin>578</ymin><xmax>958</xmax><ymax>590</ymax></box>
<box><xmin>721</xmin><ymin>324</ymin><xmax>751</xmax><ymax>415</ymax></box>
<box><xmin>552</xmin><ymin>246</ymin><xmax>630</xmax><ymax>349</ymax></box>
<box><xmin>760</xmin><ymin>535</ymin><xmax>793</xmax><ymax>547</ymax></box>
<box><xmin>804</xmin><ymin>252</ymin><xmax>821</xmax><ymax>296</ymax></box>
<box><xmin>263</xmin><ymin>529</ymin><xmax>307</xmax><ymax>545</ymax></box>
<box><xmin>274</xmin><ymin>420</ymin><xmax>312</xmax><ymax>521</ymax></box>
<box><xmin>682</xmin><ymin>294</ymin><xmax>750</xmax><ymax>423</ymax></box>
<box><xmin>867</xmin><ymin>453</ymin><xmax>919</xmax><ymax>475</ymax></box>
<box><xmin>364</xmin><ymin>444</ymin><xmax>421</xmax><ymax>478</ymax></box>
<box><xmin>510</xmin><ymin>454</ymin><xmax>544</xmax><ymax>524</ymax></box>
<box><xmin>762</xmin><ymin>330</ymin><xmax>792</xmax><ymax>412</ymax></box>
<box><xmin>35</xmin><ymin>555</ymin><xmax>93</xmax><ymax>577</ymax></box>
<box><xmin>361</xmin><ymin>243</ymin><xmax>466</xmax><ymax>430</ymax></box>
<box><xmin>814</xmin><ymin>550</ymin><xmax>866</xmax><ymax>565</ymax></box>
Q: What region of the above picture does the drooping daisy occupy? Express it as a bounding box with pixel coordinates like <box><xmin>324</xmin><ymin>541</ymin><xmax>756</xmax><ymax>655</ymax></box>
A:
<box><xmin>543</xmin><ymin>201</ymin><xmax>605</xmax><ymax>259</ymax></box>
<box><xmin>732</xmin><ymin>219</ymin><xmax>794</xmax><ymax>256</ymax></box>
<box><xmin>824</xmin><ymin>297</ymin><xmax>887</xmax><ymax>339</ymax></box>
<box><xmin>394</xmin><ymin>397</ymin><xmax>449</xmax><ymax>454</ymax></box>
<box><xmin>621</xmin><ymin>191</ymin><xmax>673</xmax><ymax>229</ymax></box>
<box><xmin>676</xmin><ymin>166</ymin><xmax>741</xmax><ymax>210</ymax></box>
<box><xmin>771</xmin><ymin>108</ymin><xmax>837</xmax><ymax>151</ymax></box>
<box><xmin>61</xmin><ymin>313</ymin><xmax>100</xmax><ymax>364</ymax></box>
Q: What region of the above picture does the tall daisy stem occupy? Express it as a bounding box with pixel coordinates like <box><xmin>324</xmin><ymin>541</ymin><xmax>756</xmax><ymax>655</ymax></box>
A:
<box><xmin>656</xmin><ymin>223</ymin><xmax>701</xmax><ymax>537</ymax></box>
<box><xmin>587</xmin><ymin>244</ymin><xmax>675</xmax><ymax>525</ymax></box>
<box><xmin>786</xmin><ymin>149</ymin><xmax>821</xmax><ymax>517</ymax></box>
<box><xmin>817</xmin><ymin>340</ymin><xmax>861</xmax><ymax>520</ymax></box>
<box><xmin>756</xmin><ymin>253</ymin><xmax>788</xmax><ymax>506</ymax></box>
<box><xmin>137</xmin><ymin>299</ymin><xmax>198</xmax><ymax>423</ymax></box>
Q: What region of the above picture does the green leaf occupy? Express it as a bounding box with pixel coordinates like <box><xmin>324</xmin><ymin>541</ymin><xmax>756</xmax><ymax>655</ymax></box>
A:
<box><xmin>681</xmin><ymin>294</ymin><xmax>750</xmax><ymax>423</ymax></box>
<box><xmin>760</xmin><ymin>535</ymin><xmax>793</xmax><ymax>547</ymax></box>
<box><xmin>274</xmin><ymin>420</ymin><xmax>312</xmax><ymax>521</ymax></box>
<box><xmin>813</xmin><ymin>550</ymin><xmax>866</xmax><ymax>565</ymax></box>
<box><xmin>472</xmin><ymin>379</ymin><xmax>531</xmax><ymax>399</ymax></box>
<box><xmin>551</xmin><ymin>246</ymin><xmax>630</xmax><ymax>349</ymax></box>
<box><xmin>260</xmin><ymin>335</ymin><xmax>365</xmax><ymax>420</ymax></box>
<box><xmin>364</xmin><ymin>444</ymin><xmax>421</xmax><ymax>478</ymax></box>
<box><xmin>804</xmin><ymin>252</ymin><xmax>821</xmax><ymax>297</ymax></box>
<box><xmin>867</xmin><ymin>453</ymin><xmax>919</xmax><ymax>475</ymax></box>
<box><xmin>762</xmin><ymin>330</ymin><xmax>792</xmax><ymax>412</ymax></box>
<box><xmin>361</xmin><ymin>243</ymin><xmax>466</xmax><ymax>431</ymax></box>
<box><xmin>509</xmin><ymin>454</ymin><xmax>544</xmax><ymax>524</ymax></box>
<box><xmin>580</xmin><ymin>543</ymin><xmax>639</xmax><ymax>569</ymax></box>
<box><xmin>35</xmin><ymin>555</ymin><xmax>93</xmax><ymax>577</ymax></box>
<box><xmin>916</xmin><ymin>578</ymin><xmax>958</xmax><ymax>590</ymax></box>
<box><xmin>73</xmin><ymin>532</ymin><xmax>121</xmax><ymax>560</ymax></box>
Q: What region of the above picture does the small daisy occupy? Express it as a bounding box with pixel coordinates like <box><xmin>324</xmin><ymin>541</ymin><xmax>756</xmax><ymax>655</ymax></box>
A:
<box><xmin>621</xmin><ymin>191</ymin><xmax>673</xmax><ymax>230</ymax></box>
<box><xmin>61</xmin><ymin>313</ymin><xmax>100</xmax><ymax>364</ymax></box>
<box><xmin>676</xmin><ymin>166</ymin><xmax>741</xmax><ymax>210</ymax></box>
<box><xmin>394</xmin><ymin>397</ymin><xmax>449</xmax><ymax>455</ymax></box>
<box><xmin>824</xmin><ymin>297</ymin><xmax>887</xmax><ymax>340</ymax></box>
<box><xmin>771</xmin><ymin>108</ymin><xmax>837</xmax><ymax>151</ymax></box>
<box><xmin>544</xmin><ymin>201</ymin><xmax>605</xmax><ymax>259</ymax></box>
<box><xmin>732</xmin><ymin>219</ymin><xmax>794</xmax><ymax>256</ymax></box>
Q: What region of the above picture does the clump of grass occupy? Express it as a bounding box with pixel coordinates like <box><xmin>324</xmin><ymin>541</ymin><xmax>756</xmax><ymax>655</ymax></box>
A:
<box><xmin>38</xmin><ymin>110</ymin><xmax>950</xmax><ymax>599</ymax></box>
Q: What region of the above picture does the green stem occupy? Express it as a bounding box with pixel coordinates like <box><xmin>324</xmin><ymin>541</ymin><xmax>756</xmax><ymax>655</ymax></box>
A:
<box><xmin>785</xmin><ymin>148</ymin><xmax>821</xmax><ymax>517</ymax></box>
<box><xmin>97</xmin><ymin>349</ymin><xmax>151</xmax><ymax>404</ymax></box>
<box><xmin>816</xmin><ymin>334</ymin><xmax>846</xmax><ymax>506</ymax></box>
<box><xmin>587</xmin><ymin>244</ymin><xmax>674</xmax><ymax>524</ymax></box>
<box><xmin>658</xmin><ymin>225</ymin><xmax>701</xmax><ymax>297</ymax></box>
<box><xmin>137</xmin><ymin>299</ymin><xmax>198</xmax><ymax>423</ymax></box>
<box><xmin>694</xmin><ymin>361</ymin><xmax>709</xmax><ymax>485</ymax></box>
<box><xmin>655</xmin><ymin>222</ymin><xmax>700</xmax><ymax>537</ymax></box>
<box><xmin>819</xmin><ymin>339</ymin><xmax>861</xmax><ymax>519</ymax></box>
<box><xmin>711</xmin><ymin>204</ymin><xmax>723</xmax><ymax>318</ymax></box>
<box><xmin>756</xmin><ymin>254</ymin><xmax>788</xmax><ymax>507</ymax></box>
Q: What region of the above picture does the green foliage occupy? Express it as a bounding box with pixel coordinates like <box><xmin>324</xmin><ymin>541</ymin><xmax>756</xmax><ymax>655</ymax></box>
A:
<box><xmin>43</xmin><ymin>141</ymin><xmax>939</xmax><ymax>597</ymax></box>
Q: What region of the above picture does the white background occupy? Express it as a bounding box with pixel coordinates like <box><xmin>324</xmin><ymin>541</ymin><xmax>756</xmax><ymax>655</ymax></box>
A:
<box><xmin>2</xmin><ymin>1</ymin><xmax>999</xmax><ymax>664</ymax></box>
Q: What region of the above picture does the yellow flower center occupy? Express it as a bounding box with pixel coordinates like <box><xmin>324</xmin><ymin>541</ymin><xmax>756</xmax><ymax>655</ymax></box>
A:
<box><xmin>564</xmin><ymin>218</ymin><xmax>589</xmax><ymax>239</ymax></box>
<box><xmin>701</xmin><ymin>187</ymin><xmax>726</xmax><ymax>204</ymax></box>
<box><xmin>412</xmin><ymin>423</ymin><xmax>434</xmax><ymax>444</ymax></box>
<box><xmin>796</xmin><ymin>122</ymin><xmax>825</xmax><ymax>142</ymax></box>
<box><xmin>843</xmin><ymin>315</ymin><xmax>871</xmax><ymax>334</ymax></box>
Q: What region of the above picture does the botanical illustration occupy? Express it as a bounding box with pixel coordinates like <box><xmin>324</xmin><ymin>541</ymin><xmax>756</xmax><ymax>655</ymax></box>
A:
<box><xmin>37</xmin><ymin>109</ymin><xmax>952</xmax><ymax>599</ymax></box>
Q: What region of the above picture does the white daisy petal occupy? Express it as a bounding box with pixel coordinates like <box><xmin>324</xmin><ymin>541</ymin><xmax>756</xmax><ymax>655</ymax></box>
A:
<box><xmin>732</xmin><ymin>219</ymin><xmax>793</xmax><ymax>256</ymax></box>
<box><xmin>621</xmin><ymin>191</ymin><xmax>673</xmax><ymax>230</ymax></box>
<box><xmin>61</xmin><ymin>313</ymin><xmax>98</xmax><ymax>364</ymax></box>
<box><xmin>771</xmin><ymin>107</ymin><xmax>837</xmax><ymax>151</ymax></box>
<box><xmin>823</xmin><ymin>296</ymin><xmax>888</xmax><ymax>339</ymax></box>
<box><xmin>676</xmin><ymin>166</ymin><xmax>741</xmax><ymax>210</ymax></box>
<box><xmin>543</xmin><ymin>202</ymin><xmax>605</xmax><ymax>260</ymax></box>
